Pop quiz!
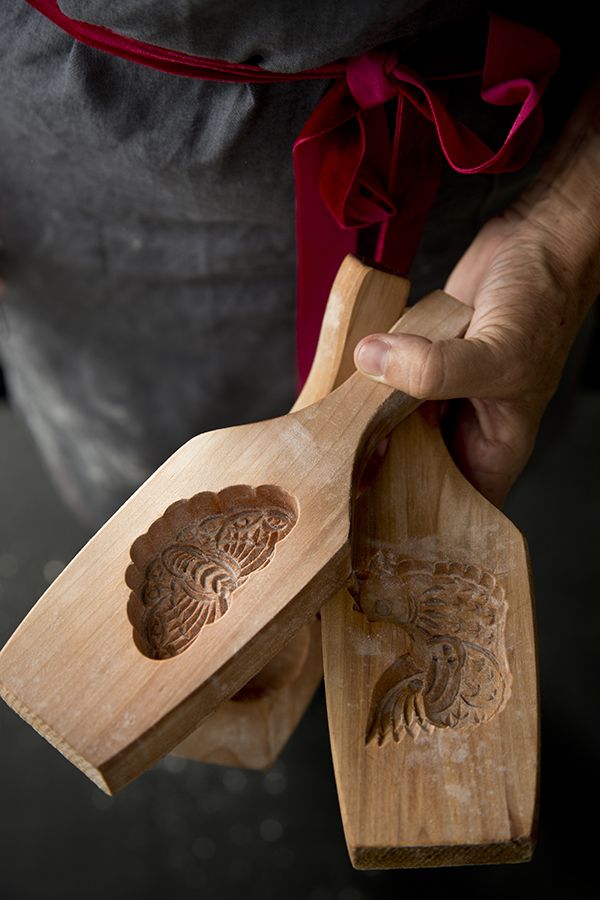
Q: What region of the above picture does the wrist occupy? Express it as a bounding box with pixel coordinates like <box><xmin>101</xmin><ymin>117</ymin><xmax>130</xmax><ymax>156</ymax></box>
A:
<box><xmin>510</xmin><ymin>73</ymin><xmax>600</xmax><ymax>315</ymax></box>
<box><xmin>521</xmin><ymin>200</ymin><xmax>600</xmax><ymax>317</ymax></box>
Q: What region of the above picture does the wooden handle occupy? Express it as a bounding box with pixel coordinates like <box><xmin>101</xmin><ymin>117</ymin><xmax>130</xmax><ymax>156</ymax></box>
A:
<box><xmin>306</xmin><ymin>290</ymin><xmax>472</xmax><ymax>490</ymax></box>
<box><xmin>294</xmin><ymin>255</ymin><xmax>411</xmax><ymax>410</ymax></box>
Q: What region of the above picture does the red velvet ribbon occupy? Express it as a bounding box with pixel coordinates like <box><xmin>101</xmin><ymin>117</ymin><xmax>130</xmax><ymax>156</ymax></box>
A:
<box><xmin>24</xmin><ymin>1</ymin><xmax>560</xmax><ymax>389</ymax></box>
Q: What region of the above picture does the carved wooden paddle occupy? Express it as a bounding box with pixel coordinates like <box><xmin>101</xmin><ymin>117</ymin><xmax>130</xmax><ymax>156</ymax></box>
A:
<box><xmin>171</xmin><ymin>256</ymin><xmax>409</xmax><ymax>769</ymax></box>
<box><xmin>0</xmin><ymin>264</ymin><xmax>471</xmax><ymax>795</ymax></box>
<box><xmin>322</xmin><ymin>363</ymin><xmax>539</xmax><ymax>868</ymax></box>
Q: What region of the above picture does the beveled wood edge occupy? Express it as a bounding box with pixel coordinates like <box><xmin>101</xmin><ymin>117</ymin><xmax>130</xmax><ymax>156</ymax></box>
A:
<box><xmin>350</xmin><ymin>836</ymin><xmax>535</xmax><ymax>869</ymax></box>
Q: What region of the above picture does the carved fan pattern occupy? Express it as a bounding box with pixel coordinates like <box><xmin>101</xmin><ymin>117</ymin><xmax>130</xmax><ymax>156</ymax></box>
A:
<box><xmin>351</xmin><ymin>553</ymin><xmax>510</xmax><ymax>745</ymax></box>
<box><xmin>127</xmin><ymin>485</ymin><xmax>299</xmax><ymax>659</ymax></box>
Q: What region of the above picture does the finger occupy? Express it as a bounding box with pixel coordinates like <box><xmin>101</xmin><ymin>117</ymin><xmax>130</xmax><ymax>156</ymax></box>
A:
<box><xmin>442</xmin><ymin>397</ymin><xmax>538</xmax><ymax>508</ymax></box>
<box><xmin>354</xmin><ymin>331</ymin><xmax>522</xmax><ymax>400</ymax></box>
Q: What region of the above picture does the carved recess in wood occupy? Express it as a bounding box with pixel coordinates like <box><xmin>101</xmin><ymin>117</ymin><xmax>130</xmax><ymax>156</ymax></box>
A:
<box><xmin>350</xmin><ymin>553</ymin><xmax>510</xmax><ymax>745</ymax></box>
<box><xmin>126</xmin><ymin>485</ymin><xmax>299</xmax><ymax>660</ymax></box>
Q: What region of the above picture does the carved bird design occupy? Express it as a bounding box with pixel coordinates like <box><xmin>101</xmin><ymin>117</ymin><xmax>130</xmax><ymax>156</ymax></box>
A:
<box><xmin>351</xmin><ymin>553</ymin><xmax>509</xmax><ymax>745</ymax></box>
<box><xmin>140</xmin><ymin>505</ymin><xmax>297</xmax><ymax>659</ymax></box>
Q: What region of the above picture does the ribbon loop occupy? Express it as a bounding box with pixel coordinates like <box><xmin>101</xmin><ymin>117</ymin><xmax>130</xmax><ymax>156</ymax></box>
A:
<box><xmin>293</xmin><ymin>13</ymin><xmax>560</xmax><ymax>383</ymax></box>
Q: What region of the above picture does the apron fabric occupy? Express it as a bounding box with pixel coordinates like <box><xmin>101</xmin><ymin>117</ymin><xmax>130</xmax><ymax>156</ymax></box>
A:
<box><xmin>0</xmin><ymin>2</ymin><xmax>585</xmax><ymax>527</ymax></box>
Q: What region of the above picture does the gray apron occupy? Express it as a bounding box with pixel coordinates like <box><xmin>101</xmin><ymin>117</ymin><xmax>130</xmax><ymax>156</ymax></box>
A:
<box><xmin>0</xmin><ymin>2</ymin><xmax>582</xmax><ymax>527</ymax></box>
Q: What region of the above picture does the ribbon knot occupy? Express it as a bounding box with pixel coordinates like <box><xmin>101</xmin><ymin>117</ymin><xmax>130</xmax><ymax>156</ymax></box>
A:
<box><xmin>346</xmin><ymin>47</ymin><xmax>401</xmax><ymax>107</ymax></box>
<box><xmin>316</xmin><ymin>48</ymin><xmax>403</xmax><ymax>233</ymax></box>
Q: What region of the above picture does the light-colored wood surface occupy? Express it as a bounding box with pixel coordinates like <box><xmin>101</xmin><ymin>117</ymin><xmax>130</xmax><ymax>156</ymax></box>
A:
<box><xmin>0</xmin><ymin>262</ymin><xmax>470</xmax><ymax>796</ymax></box>
<box><xmin>295</xmin><ymin>259</ymin><xmax>410</xmax><ymax>410</ymax></box>
<box><xmin>322</xmin><ymin>401</ymin><xmax>539</xmax><ymax>868</ymax></box>
<box><xmin>171</xmin><ymin>618</ymin><xmax>323</xmax><ymax>769</ymax></box>
<box><xmin>172</xmin><ymin>257</ymin><xmax>410</xmax><ymax>768</ymax></box>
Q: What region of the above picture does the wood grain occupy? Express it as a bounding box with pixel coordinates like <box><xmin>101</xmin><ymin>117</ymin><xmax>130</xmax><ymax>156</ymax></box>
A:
<box><xmin>322</xmin><ymin>400</ymin><xmax>539</xmax><ymax>868</ymax></box>
<box><xmin>172</xmin><ymin>256</ymin><xmax>409</xmax><ymax>768</ymax></box>
<box><xmin>0</xmin><ymin>264</ymin><xmax>470</xmax><ymax>795</ymax></box>
<box><xmin>171</xmin><ymin>618</ymin><xmax>323</xmax><ymax>769</ymax></box>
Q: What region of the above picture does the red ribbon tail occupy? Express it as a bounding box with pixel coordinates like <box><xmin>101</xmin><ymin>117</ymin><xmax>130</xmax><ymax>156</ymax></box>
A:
<box><xmin>375</xmin><ymin>96</ymin><xmax>444</xmax><ymax>274</ymax></box>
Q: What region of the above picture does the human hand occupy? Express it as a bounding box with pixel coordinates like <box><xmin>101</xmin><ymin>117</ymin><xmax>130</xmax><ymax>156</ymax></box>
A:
<box><xmin>354</xmin><ymin>210</ymin><xmax>599</xmax><ymax>508</ymax></box>
<box><xmin>354</xmin><ymin>73</ymin><xmax>600</xmax><ymax>509</ymax></box>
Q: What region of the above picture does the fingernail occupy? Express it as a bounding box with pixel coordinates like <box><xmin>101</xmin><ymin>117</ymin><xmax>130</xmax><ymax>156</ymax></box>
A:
<box><xmin>356</xmin><ymin>339</ymin><xmax>389</xmax><ymax>377</ymax></box>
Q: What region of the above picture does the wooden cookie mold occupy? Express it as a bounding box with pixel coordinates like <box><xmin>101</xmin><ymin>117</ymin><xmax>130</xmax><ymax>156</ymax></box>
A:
<box><xmin>126</xmin><ymin>485</ymin><xmax>299</xmax><ymax>659</ymax></box>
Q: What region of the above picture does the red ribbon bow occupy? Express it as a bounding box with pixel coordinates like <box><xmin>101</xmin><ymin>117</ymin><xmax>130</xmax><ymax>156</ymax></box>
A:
<box><xmin>23</xmin><ymin>2</ymin><xmax>560</xmax><ymax>389</ymax></box>
<box><xmin>293</xmin><ymin>14</ymin><xmax>560</xmax><ymax>382</ymax></box>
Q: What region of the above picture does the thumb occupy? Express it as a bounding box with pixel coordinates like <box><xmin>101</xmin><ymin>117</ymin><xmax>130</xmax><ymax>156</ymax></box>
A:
<box><xmin>354</xmin><ymin>330</ymin><xmax>513</xmax><ymax>400</ymax></box>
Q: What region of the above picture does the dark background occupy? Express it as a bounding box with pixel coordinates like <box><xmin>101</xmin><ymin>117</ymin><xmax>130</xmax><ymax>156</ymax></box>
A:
<box><xmin>0</xmin><ymin>311</ymin><xmax>599</xmax><ymax>900</ymax></box>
